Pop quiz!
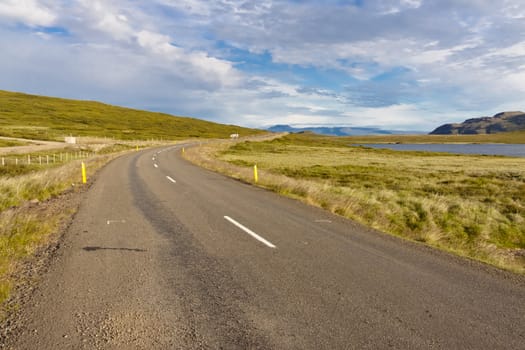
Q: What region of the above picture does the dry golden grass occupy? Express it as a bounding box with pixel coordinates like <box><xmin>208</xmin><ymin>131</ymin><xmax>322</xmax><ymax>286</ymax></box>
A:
<box><xmin>0</xmin><ymin>154</ymin><xmax>119</xmax><ymax>210</ymax></box>
<box><xmin>0</xmin><ymin>206</ymin><xmax>65</xmax><ymax>304</ymax></box>
<box><xmin>185</xmin><ymin>134</ymin><xmax>525</xmax><ymax>274</ymax></box>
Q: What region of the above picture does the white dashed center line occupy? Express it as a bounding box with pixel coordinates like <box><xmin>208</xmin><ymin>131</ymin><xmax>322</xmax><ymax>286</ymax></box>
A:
<box><xmin>166</xmin><ymin>176</ymin><xmax>176</xmax><ymax>183</ymax></box>
<box><xmin>224</xmin><ymin>216</ymin><xmax>276</xmax><ymax>248</ymax></box>
<box><xmin>154</xmin><ymin>164</ymin><xmax>158</xmax><ymax>168</ymax></box>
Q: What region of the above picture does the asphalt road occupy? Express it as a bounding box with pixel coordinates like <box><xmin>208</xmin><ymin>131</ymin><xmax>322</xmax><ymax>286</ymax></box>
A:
<box><xmin>7</xmin><ymin>145</ymin><xmax>525</xmax><ymax>349</ymax></box>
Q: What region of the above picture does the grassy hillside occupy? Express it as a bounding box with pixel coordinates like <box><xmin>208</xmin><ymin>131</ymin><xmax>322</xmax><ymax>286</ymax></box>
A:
<box><xmin>0</xmin><ymin>90</ymin><xmax>264</xmax><ymax>141</ymax></box>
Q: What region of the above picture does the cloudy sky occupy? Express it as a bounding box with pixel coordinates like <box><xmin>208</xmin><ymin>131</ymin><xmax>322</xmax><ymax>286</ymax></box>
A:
<box><xmin>1</xmin><ymin>0</ymin><xmax>524</xmax><ymax>131</ymax></box>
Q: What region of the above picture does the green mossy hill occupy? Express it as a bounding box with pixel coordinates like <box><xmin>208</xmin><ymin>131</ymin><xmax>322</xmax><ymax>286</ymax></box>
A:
<box><xmin>0</xmin><ymin>90</ymin><xmax>263</xmax><ymax>141</ymax></box>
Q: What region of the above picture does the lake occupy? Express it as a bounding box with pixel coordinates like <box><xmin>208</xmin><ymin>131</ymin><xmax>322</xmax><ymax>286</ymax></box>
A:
<box><xmin>358</xmin><ymin>143</ymin><xmax>525</xmax><ymax>157</ymax></box>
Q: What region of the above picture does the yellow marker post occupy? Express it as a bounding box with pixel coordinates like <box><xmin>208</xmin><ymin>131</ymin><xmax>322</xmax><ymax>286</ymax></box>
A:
<box><xmin>81</xmin><ymin>162</ymin><xmax>87</xmax><ymax>184</ymax></box>
<box><xmin>182</xmin><ymin>147</ymin><xmax>185</xmax><ymax>154</ymax></box>
<box><xmin>136</xmin><ymin>145</ymin><xmax>138</xmax><ymax>151</ymax></box>
<box><xmin>253</xmin><ymin>164</ymin><xmax>258</xmax><ymax>183</ymax></box>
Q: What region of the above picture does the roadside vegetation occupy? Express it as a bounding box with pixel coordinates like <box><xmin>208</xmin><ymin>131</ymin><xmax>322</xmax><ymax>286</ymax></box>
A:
<box><xmin>0</xmin><ymin>142</ymin><xmax>138</xmax><ymax>207</ymax></box>
<box><xmin>0</xmin><ymin>90</ymin><xmax>264</xmax><ymax>141</ymax></box>
<box><xmin>185</xmin><ymin>133</ymin><xmax>525</xmax><ymax>273</ymax></box>
<box><xmin>343</xmin><ymin>130</ymin><xmax>525</xmax><ymax>144</ymax></box>
<box><xmin>0</xmin><ymin>139</ymin><xmax>166</xmax><ymax>309</ymax></box>
<box><xmin>0</xmin><ymin>139</ymin><xmax>27</xmax><ymax>148</ymax></box>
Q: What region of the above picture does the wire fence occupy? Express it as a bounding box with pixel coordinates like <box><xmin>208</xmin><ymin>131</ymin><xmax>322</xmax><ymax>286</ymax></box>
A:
<box><xmin>1</xmin><ymin>151</ymin><xmax>94</xmax><ymax>167</ymax></box>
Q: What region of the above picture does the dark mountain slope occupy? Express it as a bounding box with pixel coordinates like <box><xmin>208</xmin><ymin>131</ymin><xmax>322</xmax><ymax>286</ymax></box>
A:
<box><xmin>430</xmin><ymin>111</ymin><xmax>525</xmax><ymax>135</ymax></box>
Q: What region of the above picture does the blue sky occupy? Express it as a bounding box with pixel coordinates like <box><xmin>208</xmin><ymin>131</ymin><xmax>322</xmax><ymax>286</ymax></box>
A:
<box><xmin>1</xmin><ymin>1</ymin><xmax>525</xmax><ymax>131</ymax></box>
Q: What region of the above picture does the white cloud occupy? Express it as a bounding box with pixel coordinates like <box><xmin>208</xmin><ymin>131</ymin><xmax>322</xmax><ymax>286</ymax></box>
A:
<box><xmin>350</xmin><ymin>104</ymin><xmax>431</xmax><ymax>129</ymax></box>
<box><xmin>156</xmin><ymin>0</ymin><xmax>213</xmax><ymax>16</ymax></box>
<box><xmin>401</xmin><ymin>0</ymin><xmax>422</xmax><ymax>8</ymax></box>
<box><xmin>486</xmin><ymin>40</ymin><xmax>525</xmax><ymax>58</ymax></box>
<box><xmin>378</xmin><ymin>0</ymin><xmax>422</xmax><ymax>14</ymax></box>
<box><xmin>0</xmin><ymin>0</ymin><xmax>56</xmax><ymax>26</ymax></box>
<box><xmin>135</xmin><ymin>30</ymin><xmax>240</xmax><ymax>88</ymax></box>
<box><xmin>75</xmin><ymin>0</ymin><xmax>134</xmax><ymax>41</ymax></box>
<box><xmin>136</xmin><ymin>30</ymin><xmax>176</xmax><ymax>54</ymax></box>
<box><xmin>95</xmin><ymin>11</ymin><xmax>133</xmax><ymax>40</ymax></box>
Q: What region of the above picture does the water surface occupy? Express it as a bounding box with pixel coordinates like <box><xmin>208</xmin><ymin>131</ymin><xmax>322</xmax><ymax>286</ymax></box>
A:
<box><xmin>358</xmin><ymin>143</ymin><xmax>525</xmax><ymax>157</ymax></box>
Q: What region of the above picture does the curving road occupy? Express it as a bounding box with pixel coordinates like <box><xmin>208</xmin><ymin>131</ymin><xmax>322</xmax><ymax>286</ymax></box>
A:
<box><xmin>8</xmin><ymin>145</ymin><xmax>525</xmax><ymax>349</ymax></box>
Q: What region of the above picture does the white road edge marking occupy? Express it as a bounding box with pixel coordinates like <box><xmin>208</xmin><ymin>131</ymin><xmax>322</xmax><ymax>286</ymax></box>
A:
<box><xmin>224</xmin><ymin>216</ymin><xmax>276</xmax><ymax>248</ymax></box>
<box><xmin>107</xmin><ymin>219</ymin><xmax>126</xmax><ymax>225</ymax></box>
<box><xmin>154</xmin><ymin>163</ymin><xmax>158</xmax><ymax>168</ymax></box>
<box><xmin>166</xmin><ymin>176</ymin><xmax>176</xmax><ymax>183</ymax></box>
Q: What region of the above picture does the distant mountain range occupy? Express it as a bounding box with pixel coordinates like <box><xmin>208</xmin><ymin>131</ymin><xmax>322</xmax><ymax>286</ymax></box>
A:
<box><xmin>430</xmin><ymin>111</ymin><xmax>525</xmax><ymax>135</ymax></box>
<box><xmin>267</xmin><ymin>125</ymin><xmax>414</xmax><ymax>136</ymax></box>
